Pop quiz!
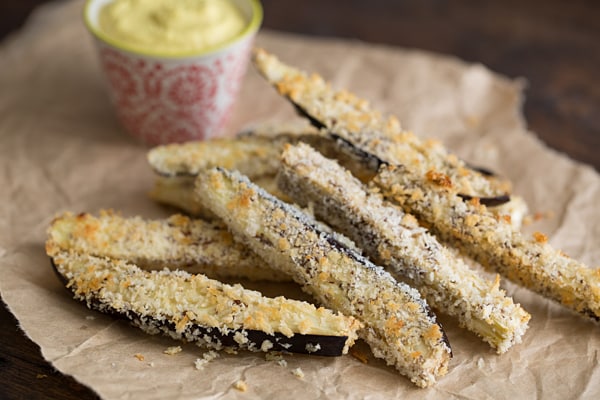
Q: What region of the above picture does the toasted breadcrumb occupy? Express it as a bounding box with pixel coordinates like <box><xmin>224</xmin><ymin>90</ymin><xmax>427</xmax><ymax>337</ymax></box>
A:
<box><xmin>305</xmin><ymin>343</ymin><xmax>321</xmax><ymax>353</ymax></box>
<box><xmin>477</xmin><ymin>357</ymin><xmax>485</xmax><ymax>369</ymax></box>
<box><xmin>195</xmin><ymin>167</ymin><xmax>451</xmax><ymax>388</ymax></box>
<box><xmin>279</xmin><ymin>143</ymin><xmax>530</xmax><ymax>353</ymax></box>
<box><xmin>291</xmin><ymin>368</ymin><xmax>305</xmax><ymax>379</ymax></box>
<box><xmin>164</xmin><ymin>346</ymin><xmax>182</xmax><ymax>355</ymax></box>
<box><xmin>194</xmin><ymin>351</ymin><xmax>220</xmax><ymax>370</ymax></box>
<box><xmin>277</xmin><ymin>359</ymin><xmax>288</xmax><ymax>367</ymax></box>
<box><xmin>265</xmin><ymin>352</ymin><xmax>288</xmax><ymax>367</ymax></box>
<box><xmin>260</xmin><ymin>340</ymin><xmax>274</xmax><ymax>352</ymax></box>
<box><xmin>134</xmin><ymin>353</ymin><xmax>144</xmax><ymax>362</ymax></box>
<box><xmin>233</xmin><ymin>380</ymin><xmax>248</xmax><ymax>392</ymax></box>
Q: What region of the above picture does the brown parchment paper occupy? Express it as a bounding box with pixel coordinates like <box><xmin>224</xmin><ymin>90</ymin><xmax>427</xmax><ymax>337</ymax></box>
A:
<box><xmin>1</xmin><ymin>1</ymin><xmax>599</xmax><ymax>399</ymax></box>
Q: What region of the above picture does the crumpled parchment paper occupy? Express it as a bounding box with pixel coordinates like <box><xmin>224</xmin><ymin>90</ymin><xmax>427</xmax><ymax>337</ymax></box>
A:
<box><xmin>0</xmin><ymin>1</ymin><xmax>598</xmax><ymax>399</ymax></box>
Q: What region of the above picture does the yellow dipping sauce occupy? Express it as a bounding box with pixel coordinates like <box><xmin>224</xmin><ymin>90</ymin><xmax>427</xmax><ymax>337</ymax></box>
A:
<box><xmin>98</xmin><ymin>0</ymin><xmax>248</xmax><ymax>55</ymax></box>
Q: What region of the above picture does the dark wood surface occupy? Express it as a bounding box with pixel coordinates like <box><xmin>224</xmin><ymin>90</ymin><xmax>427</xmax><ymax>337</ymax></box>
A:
<box><xmin>0</xmin><ymin>1</ymin><xmax>598</xmax><ymax>398</ymax></box>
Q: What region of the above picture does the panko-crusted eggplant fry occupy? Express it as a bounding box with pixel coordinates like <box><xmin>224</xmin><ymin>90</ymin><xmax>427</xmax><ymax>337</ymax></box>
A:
<box><xmin>148</xmin><ymin>132</ymin><xmax>335</xmax><ymax>216</ymax></box>
<box><xmin>151</xmin><ymin>174</ymin><xmax>289</xmax><ymax>217</ymax></box>
<box><xmin>50</xmin><ymin>251</ymin><xmax>359</xmax><ymax>356</ymax></box>
<box><xmin>252</xmin><ymin>48</ymin><xmax>512</xmax><ymax>205</ymax></box>
<box><xmin>278</xmin><ymin>143</ymin><xmax>530</xmax><ymax>353</ymax></box>
<box><xmin>195</xmin><ymin>168</ymin><xmax>452</xmax><ymax>388</ymax></box>
<box><xmin>46</xmin><ymin>211</ymin><xmax>290</xmax><ymax>282</ymax></box>
<box><xmin>148</xmin><ymin>131</ymin><xmax>330</xmax><ymax>178</ymax></box>
<box><xmin>149</xmin><ymin>135</ymin><xmax>285</xmax><ymax>178</ymax></box>
<box><xmin>373</xmin><ymin>164</ymin><xmax>600</xmax><ymax>322</ymax></box>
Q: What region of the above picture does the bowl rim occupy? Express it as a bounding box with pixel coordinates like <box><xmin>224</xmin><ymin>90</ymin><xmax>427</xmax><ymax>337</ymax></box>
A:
<box><xmin>83</xmin><ymin>0</ymin><xmax>263</xmax><ymax>59</ymax></box>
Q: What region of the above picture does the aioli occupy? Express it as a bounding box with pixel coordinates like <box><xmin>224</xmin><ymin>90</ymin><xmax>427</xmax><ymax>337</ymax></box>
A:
<box><xmin>98</xmin><ymin>0</ymin><xmax>248</xmax><ymax>55</ymax></box>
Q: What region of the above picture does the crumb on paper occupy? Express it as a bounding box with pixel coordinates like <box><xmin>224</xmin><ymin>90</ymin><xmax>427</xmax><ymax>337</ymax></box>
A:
<box><xmin>224</xmin><ymin>347</ymin><xmax>238</xmax><ymax>355</ymax></box>
<box><xmin>85</xmin><ymin>315</ymin><xmax>95</xmax><ymax>321</ymax></box>
<box><xmin>277</xmin><ymin>359</ymin><xmax>288</xmax><ymax>367</ymax></box>
<box><xmin>134</xmin><ymin>353</ymin><xmax>145</xmax><ymax>361</ymax></box>
<box><xmin>233</xmin><ymin>380</ymin><xmax>248</xmax><ymax>392</ymax></box>
<box><xmin>477</xmin><ymin>357</ymin><xmax>485</xmax><ymax>369</ymax></box>
<box><xmin>194</xmin><ymin>350</ymin><xmax>220</xmax><ymax>370</ymax></box>
<box><xmin>164</xmin><ymin>345</ymin><xmax>183</xmax><ymax>355</ymax></box>
<box><xmin>350</xmin><ymin>348</ymin><xmax>369</xmax><ymax>364</ymax></box>
<box><xmin>265</xmin><ymin>352</ymin><xmax>288</xmax><ymax>367</ymax></box>
<box><xmin>110</xmin><ymin>362</ymin><xmax>117</xmax><ymax>368</ymax></box>
<box><xmin>147</xmin><ymin>362</ymin><xmax>155</xmax><ymax>367</ymax></box>
<box><xmin>36</xmin><ymin>374</ymin><xmax>48</xmax><ymax>379</ymax></box>
<box><xmin>291</xmin><ymin>367</ymin><xmax>304</xmax><ymax>379</ymax></box>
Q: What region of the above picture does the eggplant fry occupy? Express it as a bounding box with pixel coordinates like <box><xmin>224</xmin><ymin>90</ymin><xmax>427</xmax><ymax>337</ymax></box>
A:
<box><xmin>278</xmin><ymin>143</ymin><xmax>530</xmax><ymax>353</ymax></box>
<box><xmin>251</xmin><ymin>48</ymin><xmax>512</xmax><ymax>204</ymax></box>
<box><xmin>148</xmin><ymin>131</ymin><xmax>332</xmax><ymax>178</ymax></box>
<box><xmin>195</xmin><ymin>167</ymin><xmax>452</xmax><ymax>388</ymax></box>
<box><xmin>151</xmin><ymin>174</ymin><xmax>290</xmax><ymax>217</ymax></box>
<box><xmin>148</xmin><ymin>131</ymin><xmax>337</xmax><ymax>216</ymax></box>
<box><xmin>46</xmin><ymin>211</ymin><xmax>290</xmax><ymax>282</ymax></box>
<box><xmin>50</xmin><ymin>251</ymin><xmax>360</xmax><ymax>356</ymax></box>
<box><xmin>148</xmin><ymin>135</ymin><xmax>287</xmax><ymax>178</ymax></box>
<box><xmin>373</xmin><ymin>164</ymin><xmax>600</xmax><ymax>322</ymax></box>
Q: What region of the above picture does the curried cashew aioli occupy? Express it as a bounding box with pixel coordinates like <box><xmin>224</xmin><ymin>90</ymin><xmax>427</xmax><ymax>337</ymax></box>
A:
<box><xmin>98</xmin><ymin>0</ymin><xmax>248</xmax><ymax>55</ymax></box>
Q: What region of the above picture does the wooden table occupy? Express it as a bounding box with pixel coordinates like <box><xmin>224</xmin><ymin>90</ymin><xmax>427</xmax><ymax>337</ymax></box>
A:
<box><xmin>1</xmin><ymin>1</ymin><xmax>598</xmax><ymax>398</ymax></box>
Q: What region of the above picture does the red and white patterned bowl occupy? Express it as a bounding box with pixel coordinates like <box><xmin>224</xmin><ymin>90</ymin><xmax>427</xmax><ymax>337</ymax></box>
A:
<box><xmin>84</xmin><ymin>0</ymin><xmax>263</xmax><ymax>145</ymax></box>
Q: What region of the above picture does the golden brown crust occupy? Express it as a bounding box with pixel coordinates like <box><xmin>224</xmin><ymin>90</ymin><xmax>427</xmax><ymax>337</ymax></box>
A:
<box><xmin>195</xmin><ymin>167</ymin><xmax>452</xmax><ymax>388</ymax></box>
<box><xmin>374</xmin><ymin>164</ymin><xmax>600</xmax><ymax>322</ymax></box>
<box><xmin>147</xmin><ymin>130</ymin><xmax>338</xmax><ymax>217</ymax></box>
<box><xmin>252</xmin><ymin>48</ymin><xmax>512</xmax><ymax>199</ymax></box>
<box><xmin>46</xmin><ymin>210</ymin><xmax>290</xmax><ymax>282</ymax></box>
<box><xmin>278</xmin><ymin>143</ymin><xmax>530</xmax><ymax>353</ymax></box>
<box><xmin>50</xmin><ymin>251</ymin><xmax>360</xmax><ymax>354</ymax></box>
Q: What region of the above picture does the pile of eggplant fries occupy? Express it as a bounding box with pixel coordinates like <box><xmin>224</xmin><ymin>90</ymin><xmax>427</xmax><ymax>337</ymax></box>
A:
<box><xmin>46</xmin><ymin>49</ymin><xmax>600</xmax><ymax>388</ymax></box>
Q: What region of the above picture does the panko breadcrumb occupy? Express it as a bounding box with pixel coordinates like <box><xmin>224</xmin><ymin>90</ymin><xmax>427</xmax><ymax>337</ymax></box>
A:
<box><xmin>164</xmin><ymin>346</ymin><xmax>182</xmax><ymax>355</ymax></box>
<box><xmin>291</xmin><ymin>368</ymin><xmax>305</xmax><ymax>379</ymax></box>
<box><xmin>233</xmin><ymin>380</ymin><xmax>248</xmax><ymax>392</ymax></box>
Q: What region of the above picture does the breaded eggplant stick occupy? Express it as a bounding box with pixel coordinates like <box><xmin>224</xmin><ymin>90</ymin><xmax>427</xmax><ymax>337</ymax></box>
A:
<box><xmin>152</xmin><ymin>174</ymin><xmax>289</xmax><ymax>216</ymax></box>
<box><xmin>373</xmin><ymin>164</ymin><xmax>600</xmax><ymax>322</ymax></box>
<box><xmin>46</xmin><ymin>211</ymin><xmax>290</xmax><ymax>282</ymax></box>
<box><xmin>50</xmin><ymin>251</ymin><xmax>359</xmax><ymax>356</ymax></box>
<box><xmin>148</xmin><ymin>131</ymin><xmax>335</xmax><ymax>216</ymax></box>
<box><xmin>278</xmin><ymin>143</ymin><xmax>530</xmax><ymax>353</ymax></box>
<box><xmin>148</xmin><ymin>134</ymin><xmax>295</xmax><ymax>217</ymax></box>
<box><xmin>195</xmin><ymin>167</ymin><xmax>452</xmax><ymax>388</ymax></box>
<box><xmin>252</xmin><ymin>48</ymin><xmax>513</xmax><ymax>205</ymax></box>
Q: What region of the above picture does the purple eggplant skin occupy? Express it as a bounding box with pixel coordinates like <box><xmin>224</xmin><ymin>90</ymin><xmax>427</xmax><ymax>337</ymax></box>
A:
<box><xmin>458</xmin><ymin>193</ymin><xmax>511</xmax><ymax>207</ymax></box>
<box><xmin>49</xmin><ymin>258</ymin><xmax>350</xmax><ymax>357</ymax></box>
<box><xmin>288</xmin><ymin>97</ymin><xmax>510</xmax><ymax>207</ymax></box>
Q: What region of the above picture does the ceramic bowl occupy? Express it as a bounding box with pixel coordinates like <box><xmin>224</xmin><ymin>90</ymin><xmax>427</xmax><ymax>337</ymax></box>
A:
<box><xmin>84</xmin><ymin>0</ymin><xmax>263</xmax><ymax>145</ymax></box>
